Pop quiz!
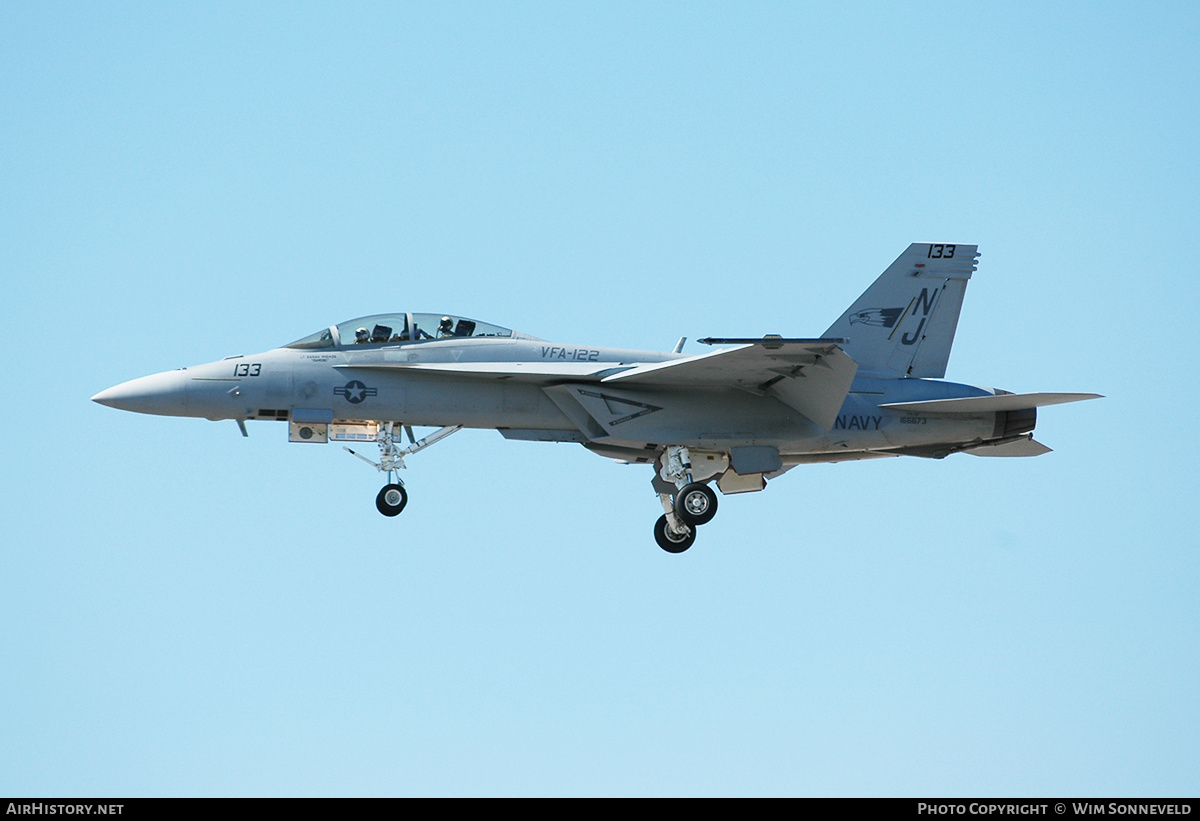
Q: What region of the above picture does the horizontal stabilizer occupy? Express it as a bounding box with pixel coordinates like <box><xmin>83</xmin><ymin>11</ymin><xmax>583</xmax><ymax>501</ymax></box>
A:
<box><xmin>963</xmin><ymin>435</ymin><xmax>1053</xmax><ymax>458</ymax></box>
<box><xmin>879</xmin><ymin>392</ymin><xmax>1102</xmax><ymax>414</ymax></box>
<box><xmin>601</xmin><ymin>341</ymin><xmax>857</xmax><ymax>430</ymax></box>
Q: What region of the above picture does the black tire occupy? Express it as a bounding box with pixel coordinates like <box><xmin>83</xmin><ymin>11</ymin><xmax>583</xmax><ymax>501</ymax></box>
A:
<box><xmin>654</xmin><ymin>514</ymin><xmax>695</xmax><ymax>553</ymax></box>
<box><xmin>674</xmin><ymin>482</ymin><xmax>718</xmax><ymax>526</ymax></box>
<box><xmin>376</xmin><ymin>483</ymin><xmax>408</xmax><ymax>517</ymax></box>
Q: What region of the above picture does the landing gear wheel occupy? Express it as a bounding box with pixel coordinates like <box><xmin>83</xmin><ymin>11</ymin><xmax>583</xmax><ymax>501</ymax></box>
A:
<box><xmin>376</xmin><ymin>483</ymin><xmax>408</xmax><ymax>517</ymax></box>
<box><xmin>654</xmin><ymin>515</ymin><xmax>696</xmax><ymax>553</ymax></box>
<box><xmin>675</xmin><ymin>482</ymin><xmax>718</xmax><ymax>526</ymax></box>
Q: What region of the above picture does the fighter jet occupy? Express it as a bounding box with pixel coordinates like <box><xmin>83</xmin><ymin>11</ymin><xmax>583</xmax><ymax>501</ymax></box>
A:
<box><xmin>92</xmin><ymin>243</ymin><xmax>1100</xmax><ymax>553</ymax></box>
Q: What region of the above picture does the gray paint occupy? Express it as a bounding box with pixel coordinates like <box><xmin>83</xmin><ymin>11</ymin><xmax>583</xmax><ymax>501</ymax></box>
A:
<box><xmin>92</xmin><ymin>243</ymin><xmax>1101</xmax><ymax>551</ymax></box>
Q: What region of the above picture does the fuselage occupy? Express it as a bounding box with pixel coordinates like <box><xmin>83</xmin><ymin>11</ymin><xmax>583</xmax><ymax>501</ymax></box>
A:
<box><xmin>92</xmin><ymin>315</ymin><xmax>1013</xmax><ymax>461</ymax></box>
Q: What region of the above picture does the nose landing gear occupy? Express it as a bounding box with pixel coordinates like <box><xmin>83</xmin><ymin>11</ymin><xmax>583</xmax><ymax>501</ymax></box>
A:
<box><xmin>345</xmin><ymin>422</ymin><xmax>462</xmax><ymax>517</ymax></box>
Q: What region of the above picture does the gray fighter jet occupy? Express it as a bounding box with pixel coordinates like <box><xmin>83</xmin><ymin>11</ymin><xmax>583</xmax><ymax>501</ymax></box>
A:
<box><xmin>93</xmin><ymin>243</ymin><xmax>1100</xmax><ymax>552</ymax></box>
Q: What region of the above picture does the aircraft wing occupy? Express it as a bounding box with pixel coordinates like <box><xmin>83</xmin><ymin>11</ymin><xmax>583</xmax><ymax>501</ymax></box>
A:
<box><xmin>878</xmin><ymin>392</ymin><xmax>1102</xmax><ymax>413</ymax></box>
<box><xmin>341</xmin><ymin>340</ymin><xmax>858</xmax><ymax>430</ymax></box>
<box><xmin>600</xmin><ymin>340</ymin><xmax>857</xmax><ymax>430</ymax></box>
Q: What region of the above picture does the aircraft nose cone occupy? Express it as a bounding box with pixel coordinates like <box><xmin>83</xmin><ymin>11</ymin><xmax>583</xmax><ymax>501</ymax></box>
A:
<box><xmin>92</xmin><ymin>370</ymin><xmax>189</xmax><ymax>416</ymax></box>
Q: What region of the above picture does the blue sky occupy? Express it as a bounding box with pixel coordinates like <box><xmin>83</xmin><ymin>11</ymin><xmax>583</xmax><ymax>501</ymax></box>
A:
<box><xmin>2</xmin><ymin>1</ymin><xmax>1197</xmax><ymax>796</ymax></box>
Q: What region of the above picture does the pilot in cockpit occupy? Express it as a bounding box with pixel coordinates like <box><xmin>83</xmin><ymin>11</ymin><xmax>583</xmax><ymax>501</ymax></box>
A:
<box><xmin>438</xmin><ymin>316</ymin><xmax>455</xmax><ymax>337</ymax></box>
<box><xmin>354</xmin><ymin>327</ymin><xmax>370</xmax><ymax>344</ymax></box>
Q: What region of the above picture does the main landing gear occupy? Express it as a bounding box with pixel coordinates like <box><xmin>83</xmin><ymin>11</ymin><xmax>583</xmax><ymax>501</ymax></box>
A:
<box><xmin>652</xmin><ymin>446</ymin><xmax>721</xmax><ymax>553</ymax></box>
<box><xmin>345</xmin><ymin>422</ymin><xmax>462</xmax><ymax>517</ymax></box>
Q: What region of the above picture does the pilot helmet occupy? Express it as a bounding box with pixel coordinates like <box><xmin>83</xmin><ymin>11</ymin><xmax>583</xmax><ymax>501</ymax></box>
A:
<box><xmin>355</xmin><ymin>327</ymin><xmax>370</xmax><ymax>342</ymax></box>
<box><xmin>439</xmin><ymin>316</ymin><xmax>453</xmax><ymax>331</ymax></box>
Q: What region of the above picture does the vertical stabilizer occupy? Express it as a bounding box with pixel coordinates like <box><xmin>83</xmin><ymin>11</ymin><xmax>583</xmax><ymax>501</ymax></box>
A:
<box><xmin>822</xmin><ymin>243</ymin><xmax>978</xmax><ymax>378</ymax></box>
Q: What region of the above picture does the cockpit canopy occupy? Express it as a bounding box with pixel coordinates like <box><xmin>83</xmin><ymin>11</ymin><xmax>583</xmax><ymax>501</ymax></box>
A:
<box><xmin>286</xmin><ymin>313</ymin><xmax>514</xmax><ymax>350</ymax></box>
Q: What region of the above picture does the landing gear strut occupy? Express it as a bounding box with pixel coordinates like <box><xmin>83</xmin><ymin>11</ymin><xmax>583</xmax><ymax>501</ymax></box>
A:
<box><xmin>345</xmin><ymin>422</ymin><xmax>462</xmax><ymax>517</ymax></box>
<box><xmin>652</xmin><ymin>446</ymin><xmax>721</xmax><ymax>553</ymax></box>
